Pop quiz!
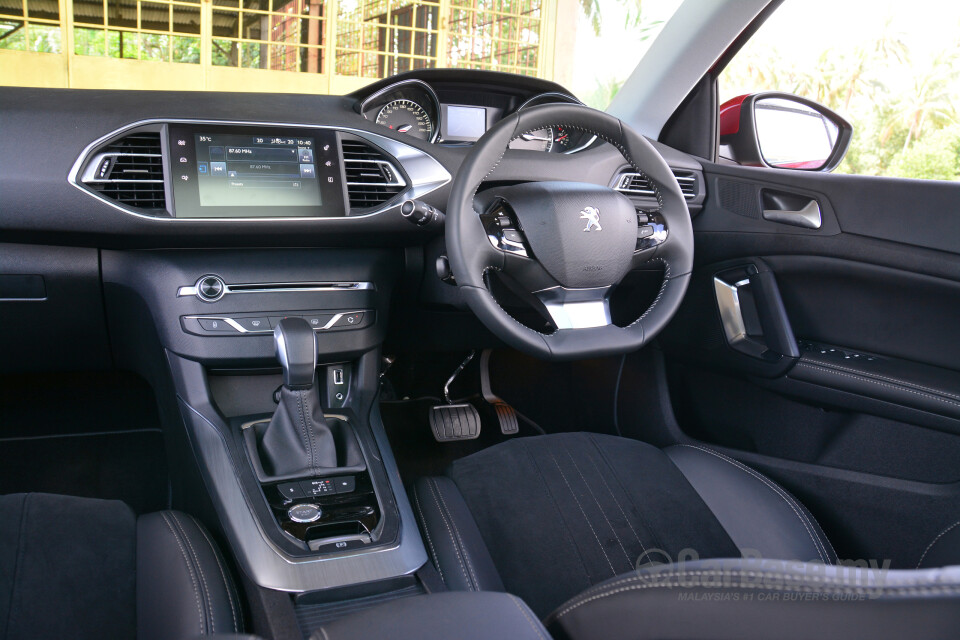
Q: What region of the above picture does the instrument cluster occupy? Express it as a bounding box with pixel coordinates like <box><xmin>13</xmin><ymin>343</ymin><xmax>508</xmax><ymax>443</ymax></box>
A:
<box><xmin>357</xmin><ymin>81</ymin><xmax>595</xmax><ymax>153</ymax></box>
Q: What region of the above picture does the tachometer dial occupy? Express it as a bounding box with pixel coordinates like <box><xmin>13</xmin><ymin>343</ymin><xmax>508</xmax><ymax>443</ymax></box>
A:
<box><xmin>553</xmin><ymin>125</ymin><xmax>572</xmax><ymax>150</ymax></box>
<box><xmin>375</xmin><ymin>99</ymin><xmax>434</xmax><ymax>141</ymax></box>
<box><xmin>509</xmin><ymin>127</ymin><xmax>554</xmax><ymax>152</ymax></box>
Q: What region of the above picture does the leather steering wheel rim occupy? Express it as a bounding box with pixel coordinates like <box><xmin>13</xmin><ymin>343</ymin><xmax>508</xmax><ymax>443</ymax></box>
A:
<box><xmin>446</xmin><ymin>103</ymin><xmax>693</xmax><ymax>360</ymax></box>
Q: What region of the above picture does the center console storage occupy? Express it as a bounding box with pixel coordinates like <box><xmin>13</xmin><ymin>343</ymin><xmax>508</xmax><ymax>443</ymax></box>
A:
<box><xmin>309</xmin><ymin>592</ymin><xmax>550</xmax><ymax>640</ymax></box>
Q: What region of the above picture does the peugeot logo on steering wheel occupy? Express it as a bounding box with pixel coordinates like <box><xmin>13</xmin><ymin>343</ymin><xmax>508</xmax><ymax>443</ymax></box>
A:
<box><xmin>580</xmin><ymin>206</ymin><xmax>602</xmax><ymax>232</ymax></box>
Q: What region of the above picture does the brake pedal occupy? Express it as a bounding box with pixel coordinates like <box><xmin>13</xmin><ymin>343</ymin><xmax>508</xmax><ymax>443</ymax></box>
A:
<box><xmin>480</xmin><ymin>349</ymin><xmax>519</xmax><ymax>435</ymax></box>
<box><xmin>429</xmin><ymin>351</ymin><xmax>482</xmax><ymax>442</ymax></box>
<box><xmin>429</xmin><ymin>404</ymin><xmax>482</xmax><ymax>442</ymax></box>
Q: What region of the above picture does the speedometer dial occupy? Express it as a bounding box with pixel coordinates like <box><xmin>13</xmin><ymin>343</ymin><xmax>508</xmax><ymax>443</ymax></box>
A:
<box><xmin>509</xmin><ymin>127</ymin><xmax>554</xmax><ymax>152</ymax></box>
<box><xmin>375</xmin><ymin>99</ymin><xmax>434</xmax><ymax>141</ymax></box>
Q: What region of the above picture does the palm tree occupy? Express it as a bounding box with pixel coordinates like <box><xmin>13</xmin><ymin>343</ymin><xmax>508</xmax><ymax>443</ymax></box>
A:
<box><xmin>881</xmin><ymin>50</ymin><xmax>959</xmax><ymax>151</ymax></box>
<box><xmin>579</xmin><ymin>0</ymin><xmax>644</xmax><ymax>37</ymax></box>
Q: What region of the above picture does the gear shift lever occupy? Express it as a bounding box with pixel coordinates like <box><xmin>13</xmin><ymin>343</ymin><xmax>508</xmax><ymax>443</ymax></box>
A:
<box><xmin>275</xmin><ymin>316</ymin><xmax>318</xmax><ymax>389</ymax></box>
<box><xmin>258</xmin><ymin>317</ymin><xmax>337</xmax><ymax>476</ymax></box>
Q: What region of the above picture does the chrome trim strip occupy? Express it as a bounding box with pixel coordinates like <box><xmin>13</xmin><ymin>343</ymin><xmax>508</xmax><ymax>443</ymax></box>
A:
<box><xmin>357</xmin><ymin>79</ymin><xmax>442</xmax><ymax>144</ymax></box>
<box><xmin>177</xmin><ymin>280</ymin><xmax>375</xmax><ymax>298</ymax></box>
<box><xmin>68</xmin><ymin>119</ymin><xmax>451</xmax><ymax>221</ymax></box>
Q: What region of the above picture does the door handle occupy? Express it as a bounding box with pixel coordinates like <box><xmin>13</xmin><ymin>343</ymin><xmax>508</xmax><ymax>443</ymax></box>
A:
<box><xmin>762</xmin><ymin>200</ymin><xmax>821</xmax><ymax>229</ymax></box>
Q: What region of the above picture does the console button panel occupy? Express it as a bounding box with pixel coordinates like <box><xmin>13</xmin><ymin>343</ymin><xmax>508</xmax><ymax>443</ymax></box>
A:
<box><xmin>181</xmin><ymin>309</ymin><xmax>372</xmax><ymax>336</ymax></box>
<box><xmin>266</xmin><ymin>471</ymin><xmax>379</xmax><ymax>551</ymax></box>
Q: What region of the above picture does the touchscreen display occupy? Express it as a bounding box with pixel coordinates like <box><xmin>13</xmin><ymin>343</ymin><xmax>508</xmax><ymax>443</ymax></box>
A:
<box><xmin>169</xmin><ymin>126</ymin><xmax>346</xmax><ymax>218</ymax></box>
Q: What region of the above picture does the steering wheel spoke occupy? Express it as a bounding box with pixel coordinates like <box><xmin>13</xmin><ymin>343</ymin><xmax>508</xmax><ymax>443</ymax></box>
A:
<box><xmin>535</xmin><ymin>286</ymin><xmax>612</xmax><ymax>330</ymax></box>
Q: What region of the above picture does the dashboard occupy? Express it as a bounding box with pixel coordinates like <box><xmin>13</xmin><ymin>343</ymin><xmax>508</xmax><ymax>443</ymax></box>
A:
<box><xmin>0</xmin><ymin>69</ymin><xmax>705</xmax><ymax>246</ymax></box>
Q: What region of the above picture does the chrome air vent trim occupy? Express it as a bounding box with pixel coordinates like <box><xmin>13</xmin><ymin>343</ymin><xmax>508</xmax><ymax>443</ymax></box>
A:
<box><xmin>79</xmin><ymin>132</ymin><xmax>167</xmax><ymax>210</ymax></box>
<box><xmin>341</xmin><ymin>139</ymin><xmax>407</xmax><ymax>209</ymax></box>
<box><xmin>616</xmin><ymin>170</ymin><xmax>698</xmax><ymax>200</ymax></box>
<box><xmin>68</xmin><ymin>119</ymin><xmax>451</xmax><ymax>221</ymax></box>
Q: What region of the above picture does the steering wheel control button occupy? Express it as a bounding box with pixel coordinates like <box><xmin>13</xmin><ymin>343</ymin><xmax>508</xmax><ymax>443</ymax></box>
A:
<box><xmin>502</xmin><ymin>229</ymin><xmax>524</xmax><ymax>243</ymax></box>
<box><xmin>235</xmin><ymin>317</ymin><xmax>269</xmax><ymax>332</ymax></box>
<box><xmin>198</xmin><ymin>318</ymin><xmax>237</xmax><ymax>332</ymax></box>
<box><xmin>196</xmin><ymin>275</ymin><xmax>225</xmax><ymax>301</ymax></box>
<box><xmin>332</xmin><ymin>476</ymin><xmax>356</xmax><ymax>494</ymax></box>
<box><xmin>301</xmin><ymin>478</ymin><xmax>337</xmax><ymax>496</ymax></box>
<box><xmin>277</xmin><ymin>482</ymin><xmax>305</xmax><ymax>501</ymax></box>
<box><xmin>637</xmin><ymin>225</ymin><xmax>654</xmax><ymax>239</ymax></box>
<box><xmin>288</xmin><ymin>503</ymin><xmax>322</xmax><ymax>524</ymax></box>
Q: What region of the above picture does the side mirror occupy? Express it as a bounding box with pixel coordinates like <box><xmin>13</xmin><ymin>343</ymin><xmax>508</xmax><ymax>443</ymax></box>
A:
<box><xmin>719</xmin><ymin>92</ymin><xmax>852</xmax><ymax>172</ymax></box>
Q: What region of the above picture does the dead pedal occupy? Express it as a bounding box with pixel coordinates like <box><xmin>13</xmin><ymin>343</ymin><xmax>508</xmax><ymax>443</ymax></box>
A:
<box><xmin>429</xmin><ymin>404</ymin><xmax>482</xmax><ymax>442</ymax></box>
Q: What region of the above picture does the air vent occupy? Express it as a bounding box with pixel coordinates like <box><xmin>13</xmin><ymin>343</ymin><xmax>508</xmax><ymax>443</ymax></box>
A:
<box><xmin>82</xmin><ymin>132</ymin><xmax>166</xmax><ymax>211</ymax></box>
<box><xmin>341</xmin><ymin>139</ymin><xmax>406</xmax><ymax>210</ymax></box>
<box><xmin>615</xmin><ymin>170</ymin><xmax>698</xmax><ymax>200</ymax></box>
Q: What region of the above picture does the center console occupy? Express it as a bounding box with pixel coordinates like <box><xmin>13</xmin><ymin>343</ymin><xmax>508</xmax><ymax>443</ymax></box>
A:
<box><xmin>101</xmin><ymin>247</ymin><xmax>427</xmax><ymax>593</ymax></box>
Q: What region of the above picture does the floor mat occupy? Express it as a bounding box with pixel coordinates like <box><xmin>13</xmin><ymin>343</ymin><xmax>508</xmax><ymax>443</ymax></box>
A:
<box><xmin>0</xmin><ymin>429</ymin><xmax>169</xmax><ymax>514</ymax></box>
<box><xmin>380</xmin><ymin>397</ymin><xmax>535</xmax><ymax>486</ymax></box>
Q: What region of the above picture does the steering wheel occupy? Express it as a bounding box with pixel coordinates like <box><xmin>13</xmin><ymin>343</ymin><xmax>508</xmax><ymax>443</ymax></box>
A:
<box><xmin>446</xmin><ymin>103</ymin><xmax>693</xmax><ymax>360</ymax></box>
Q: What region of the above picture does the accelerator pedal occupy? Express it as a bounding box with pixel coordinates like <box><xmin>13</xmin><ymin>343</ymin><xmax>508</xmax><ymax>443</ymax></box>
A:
<box><xmin>480</xmin><ymin>349</ymin><xmax>519</xmax><ymax>435</ymax></box>
<box><xmin>429</xmin><ymin>351</ymin><xmax>482</xmax><ymax>442</ymax></box>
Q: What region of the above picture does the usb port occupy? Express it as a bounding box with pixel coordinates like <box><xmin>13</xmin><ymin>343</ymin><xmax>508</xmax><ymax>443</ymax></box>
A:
<box><xmin>333</xmin><ymin>368</ymin><xmax>344</xmax><ymax>385</ymax></box>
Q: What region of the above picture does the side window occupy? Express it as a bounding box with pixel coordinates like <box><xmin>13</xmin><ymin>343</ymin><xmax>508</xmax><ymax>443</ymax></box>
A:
<box><xmin>720</xmin><ymin>0</ymin><xmax>960</xmax><ymax>181</ymax></box>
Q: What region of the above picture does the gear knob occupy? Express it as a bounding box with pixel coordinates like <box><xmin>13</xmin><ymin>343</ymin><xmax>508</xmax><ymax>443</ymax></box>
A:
<box><xmin>274</xmin><ymin>317</ymin><xmax>317</xmax><ymax>389</ymax></box>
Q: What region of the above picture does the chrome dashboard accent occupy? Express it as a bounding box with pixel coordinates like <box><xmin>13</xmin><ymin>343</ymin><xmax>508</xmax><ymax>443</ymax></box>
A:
<box><xmin>177</xmin><ymin>278</ymin><xmax>375</xmax><ymax>299</ymax></box>
<box><xmin>343</xmin><ymin>157</ymin><xmax>405</xmax><ymax>188</ymax></box>
<box><xmin>68</xmin><ymin>119</ymin><xmax>451</xmax><ymax>221</ymax></box>
<box><xmin>535</xmin><ymin>286</ymin><xmax>612</xmax><ymax>330</ymax></box>
<box><xmin>357</xmin><ymin>79</ymin><xmax>442</xmax><ymax>144</ymax></box>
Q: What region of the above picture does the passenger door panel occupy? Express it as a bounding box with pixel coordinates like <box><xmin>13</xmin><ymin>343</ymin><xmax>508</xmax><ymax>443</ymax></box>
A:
<box><xmin>657</xmin><ymin>161</ymin><xmax>960</xmax><ymax>566</ymax></box>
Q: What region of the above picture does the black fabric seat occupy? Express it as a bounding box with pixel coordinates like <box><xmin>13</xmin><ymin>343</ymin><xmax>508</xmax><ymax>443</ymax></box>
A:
<box><xmin>413</xmin><ymin>433</ymin><xmax>960</xmax><ymax>639</ymax></box>
<box><xmin>413</xmin><ymin>432</ymin><xmax>836</xmax><ymax>618</ymax></box>
<box><xmin>1</xmin><ymin>493</ymin><xmax>242</xmax><ymax>640</ymax></box>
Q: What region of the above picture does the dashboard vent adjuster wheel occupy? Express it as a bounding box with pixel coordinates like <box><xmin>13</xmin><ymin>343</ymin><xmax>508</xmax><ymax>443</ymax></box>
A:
<box><xmin>81</xmin><ymin>132</ymin><xmax>166</xmax><ymax>211</ymax></box>
<box><xmin>341</xmin><ymin>139</ymin><xmax>406</xmax><ymax>210</ymax></box>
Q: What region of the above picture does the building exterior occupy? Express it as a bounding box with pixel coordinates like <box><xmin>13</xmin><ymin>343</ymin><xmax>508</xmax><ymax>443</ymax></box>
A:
<box><xmin>0</xmin><ymin>0</ymin><xmax>577</xmax><ymax>93</ymax></box>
